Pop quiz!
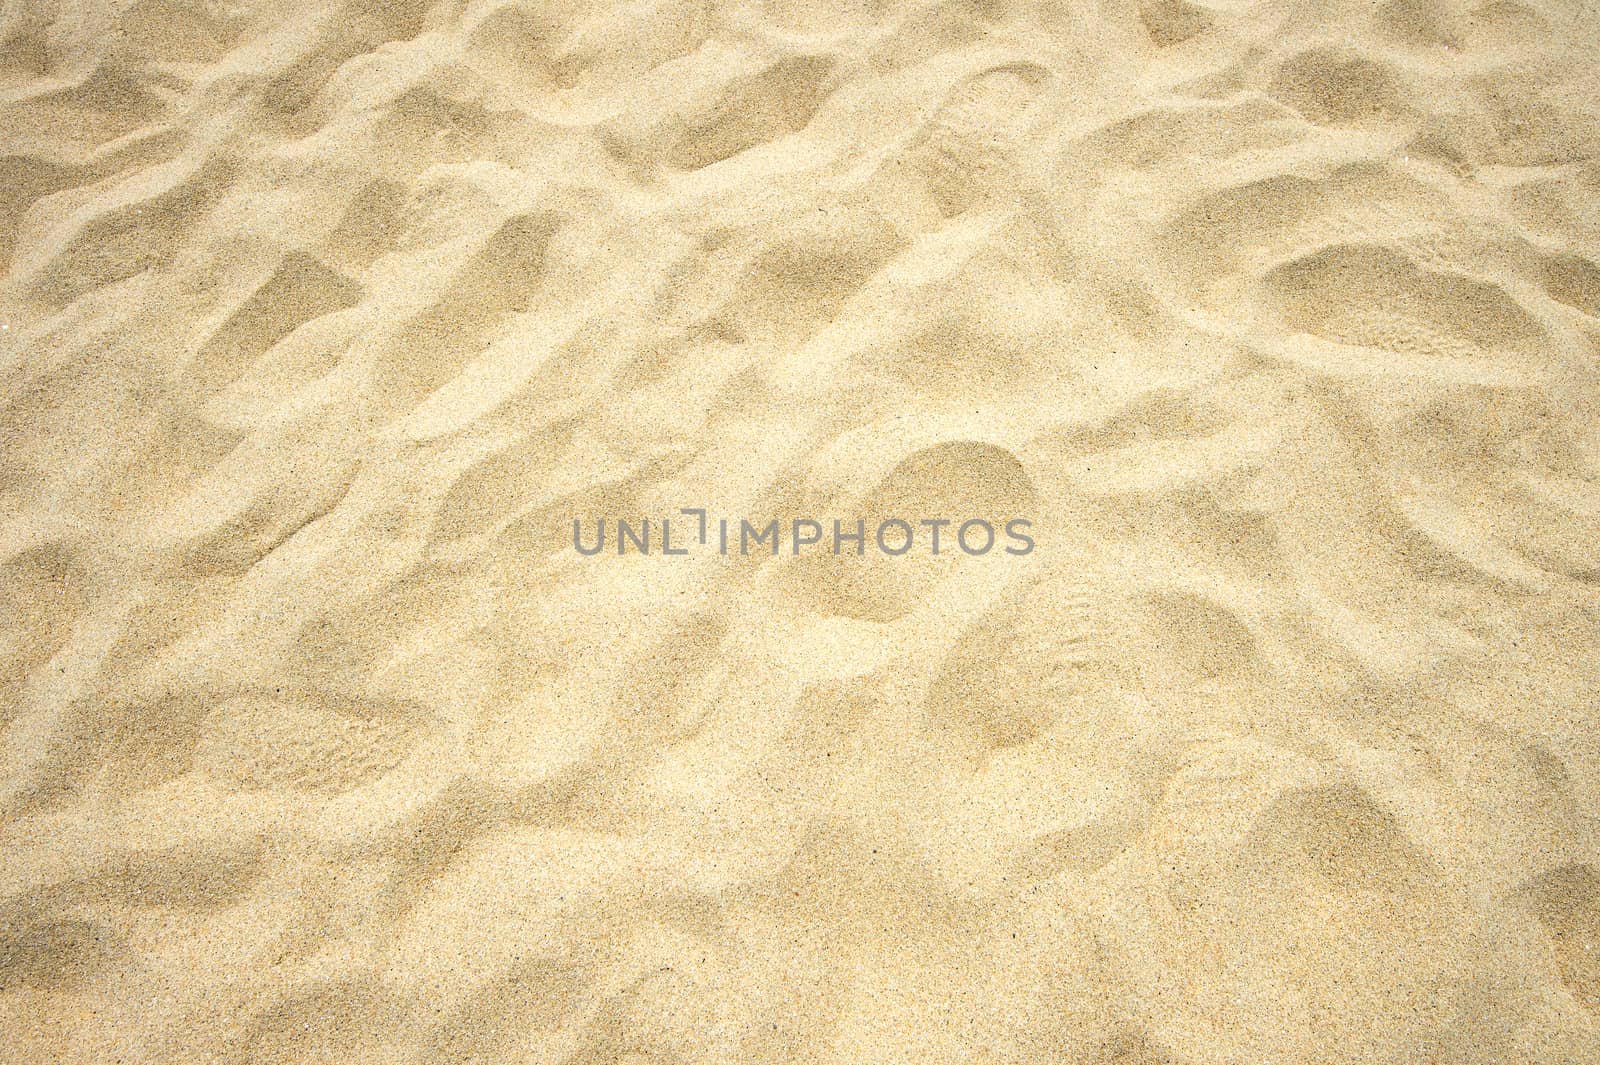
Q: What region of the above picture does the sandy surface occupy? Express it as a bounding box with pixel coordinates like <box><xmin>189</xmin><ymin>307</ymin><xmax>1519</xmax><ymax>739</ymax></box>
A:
<box><xmin>3</xmin><ymin>0</ymin><xmax>1600</xmax><ymax>1061</ymax></box>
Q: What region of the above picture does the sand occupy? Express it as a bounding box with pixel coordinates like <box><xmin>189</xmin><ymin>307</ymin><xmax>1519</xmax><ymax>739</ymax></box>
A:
<box><xmin>3</xmin><ymin>0</ymin><xmax>1600</xmax><ymax>1061</ymax></box>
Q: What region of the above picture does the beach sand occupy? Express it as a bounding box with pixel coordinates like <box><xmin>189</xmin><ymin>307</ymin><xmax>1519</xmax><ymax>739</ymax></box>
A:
<box><xmin>3</xmin><ymin>0</ymin><xmax>1600</xmax><ymax>1061</ymax></box>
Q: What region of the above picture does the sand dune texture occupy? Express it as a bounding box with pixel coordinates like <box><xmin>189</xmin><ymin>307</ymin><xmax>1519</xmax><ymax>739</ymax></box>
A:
<box><xmin>4</xmin><ymin>0</ymin><xmax>1600</xmax><ymax>1061</ymax></box>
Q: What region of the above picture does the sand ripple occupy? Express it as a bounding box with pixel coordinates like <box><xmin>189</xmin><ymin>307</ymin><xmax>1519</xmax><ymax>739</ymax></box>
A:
<box><xmin>3</xmin><ymin>0</ymin><xmax>1600</xmax><ymax>1061</ymax></box>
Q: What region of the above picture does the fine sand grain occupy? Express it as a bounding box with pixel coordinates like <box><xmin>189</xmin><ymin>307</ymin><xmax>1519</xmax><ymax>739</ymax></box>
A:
<box><xmin>3</xmin><ymin>0</ymin><xmax>1600</xmax><ymax>1062</ymax></box>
